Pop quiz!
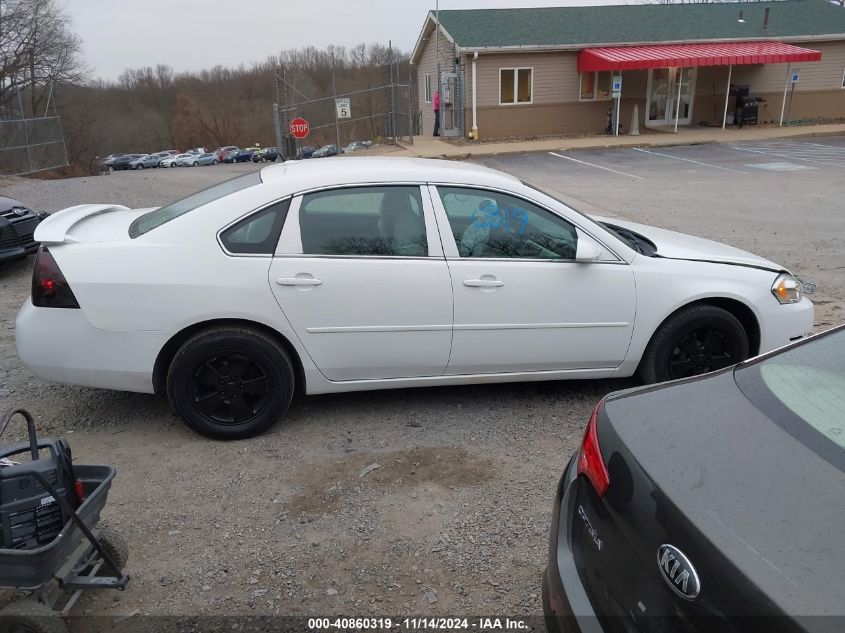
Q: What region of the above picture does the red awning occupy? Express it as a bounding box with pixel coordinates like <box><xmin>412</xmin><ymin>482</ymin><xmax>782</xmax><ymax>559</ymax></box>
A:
<box><xmin>577</xmin><ymin>41</ymin><xmax>822</xmax><ymax>72</ymax></box>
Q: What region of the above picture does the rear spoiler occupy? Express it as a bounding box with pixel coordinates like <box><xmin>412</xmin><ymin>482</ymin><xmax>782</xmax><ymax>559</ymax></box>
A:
<box><xmin>34</xmin><ymin>204</ymin><xmax>129</xmax><ymax>245</ymax></box>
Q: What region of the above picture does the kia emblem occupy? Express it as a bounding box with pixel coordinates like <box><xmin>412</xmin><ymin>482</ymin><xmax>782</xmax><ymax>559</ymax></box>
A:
<box><xmin>657</xmin><ymin>544</ymin><xmax>701</xmax><ymax>600</ymax></box>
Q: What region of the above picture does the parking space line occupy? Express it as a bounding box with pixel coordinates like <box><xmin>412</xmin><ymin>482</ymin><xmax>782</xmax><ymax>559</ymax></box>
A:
<box><xmin>548</xmin><ymin>152</ymin><xmax>645</xmax><ymax>180</ymax></box>
<box><xmin>632</xmin><ymin>147</ymin><xmax>746</xmax><ymax>173</ymax></box>
<box><xmin>730</xmin><ymin>146</ymin><xmax>845</xmax><ymax>168</ymax></box>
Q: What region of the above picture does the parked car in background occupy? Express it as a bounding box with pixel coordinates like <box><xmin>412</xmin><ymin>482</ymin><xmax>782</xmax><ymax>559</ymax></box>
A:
<box><xmin>130</xmin><ymin>154</ymin><xmax>164</xmax><ymax>170</ymax></box>
<box><xmin>185</xmin><ymin>147</ymin><xmax>208</xmax><ymax>155</ymax></box>
<box><xmin>295</xmin><ymin>146</ymin><xmax>316</xmax><ymax>159</ymax></box>
<box><xmin>0</xmin><ymin>196</ymin><xmax>47</xmax><ymax>264</ymax></box>
<box><xmin>193</xmin><ymin>153</ymin><xmax>219</xmax><ymax>166</ymax></box>
<box><xmin>176</xmin><ymin>153</ymin><xmax>203</xmax><ymax>167</ymax></box>
<box><xmin>252</xmin><ymin>147</ymin><xmax>280</xmax><ymax>162</ymax></box>
<box><xmin>160</xmin><ymin>153</ymin><xmax>191</xmax><ymax>168</ymax></box>
<box><xmin>110</xmin><ymin>154</ymin><xmax>145</xmax><ymax>171</ymax></box>
<box><xmin>100</xmin><ymin>154</ymin><xmax>127</xmax><ymax>170</ymax></box>
<box><xmin>213</xmin><ymin>146</ymin><xmax>239</xmax><ymax>161</ymax></box>
<box><xmin>17</xmin><ymin>158</ymin><xmax>813</xmax><ymax>439</ymax></box>
<box><xmin>343</xmin><ymin>141</ymin><xmax>368</xmax><ymax>153</ymax></box>
<box><xmin>223</xmin><ymin>148</ymin><xmax>254</xmax><ymax>163</ymax></box>
<box><xmin>158</xmin><ymin>149</ymin><xmax>180</xmax><ymax>156</ymax></box>
<box><xmin>312</xmin><ymin>144</ymin><xmax>339</xmax><ymax>158</ymax></box>
<box><xmin>543</xmin><ymin>323</ymin><xmax>844</xmax><ymax>632</ymax></box>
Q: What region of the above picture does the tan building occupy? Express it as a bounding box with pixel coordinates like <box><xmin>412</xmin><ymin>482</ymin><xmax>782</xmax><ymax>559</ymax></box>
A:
<box><xmin>411</xmin><ymin>0</ymin><xmax>845</xmax><ymax>140</ymax></box>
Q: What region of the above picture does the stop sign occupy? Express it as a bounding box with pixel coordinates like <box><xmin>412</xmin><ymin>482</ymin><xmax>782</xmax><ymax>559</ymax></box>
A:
<box><xmin>289</xmin><ymin>118</ymin><xmax>310</xmax><ymax>139</ymax></box>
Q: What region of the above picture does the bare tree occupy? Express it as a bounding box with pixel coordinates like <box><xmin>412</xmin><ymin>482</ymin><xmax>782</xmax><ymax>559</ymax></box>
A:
<box><xmin>0</xmin><ymin>0</ymin><xmax>85</xmax><ymax>116</ymax></box>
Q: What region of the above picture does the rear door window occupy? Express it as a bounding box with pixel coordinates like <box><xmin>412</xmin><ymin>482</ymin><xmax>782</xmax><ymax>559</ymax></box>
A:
<box><xmin>299</xmin><ymin>186</ymin><xmax>427</xmax><ymax>256</ymax></box>
<box><xmin>219</xmin><ymin>199</ymin><xmax>290</xmax><ymax>255</ymax></box>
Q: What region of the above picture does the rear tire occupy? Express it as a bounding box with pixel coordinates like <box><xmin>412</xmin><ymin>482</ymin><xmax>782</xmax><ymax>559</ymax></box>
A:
<box><xmin>0</xmin><ymin>600</ymin><xmax>68</xmax><ymax>633</ymax></box>
<box><xmin>638</xmin><ymin>304</ymin><xmax>749</xmax><ymax>384</ymax></box>
<box><xmin>166</xmin><ymin>326</ymin><xmax>295</xmax><ymax>439</ymax></box>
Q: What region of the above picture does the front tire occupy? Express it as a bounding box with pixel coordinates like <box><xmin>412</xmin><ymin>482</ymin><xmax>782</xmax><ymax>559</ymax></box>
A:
<box><xmin>639</xmin><ymin>305</ymin><xmax>749</xmax><ymax>384</ymax></box>
<box><xmin>166</xmin><ymin>326</ymin><xmax>295</xmax><ymax>439</ymax></box>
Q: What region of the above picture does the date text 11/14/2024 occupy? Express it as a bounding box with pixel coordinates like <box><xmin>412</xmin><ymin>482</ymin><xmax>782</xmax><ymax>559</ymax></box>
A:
<box><xmin>307</xmin><ymin>618</ymin><xmax>530</xmax><ymax>630</ymax></box>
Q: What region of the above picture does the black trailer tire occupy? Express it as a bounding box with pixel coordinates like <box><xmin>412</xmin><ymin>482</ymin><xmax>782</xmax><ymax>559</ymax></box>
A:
<box><xmin>639</xmin><ymin>304</ymin><xmax>749</xmax><ymax>384</ymax></box>
<box><xmin>0</xmin><ymin>600</ymin><xmax>68</xmax><ymax>633</ymax></box>
<box><xmin>166</xmin><ymin>326</ymin><xmax>295</xmax><ymax>439</ymax></box>
<box><xmin>95</xmin><ymin>523</ymin><xmax>129</xmax><ymax>575</ymax></box>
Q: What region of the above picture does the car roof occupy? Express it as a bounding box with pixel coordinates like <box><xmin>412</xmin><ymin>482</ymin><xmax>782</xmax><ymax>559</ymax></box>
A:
<box><xmin>260</xmin><ymin>157</ymin><xmax>519</xmax><ymax>191</ymax></box>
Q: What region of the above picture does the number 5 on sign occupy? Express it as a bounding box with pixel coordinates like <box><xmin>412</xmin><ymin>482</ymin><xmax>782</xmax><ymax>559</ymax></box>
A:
<box><xmin>335</xmin><ymin>97</ymin><xmax>351</xmax><ymax>119</ymax></box>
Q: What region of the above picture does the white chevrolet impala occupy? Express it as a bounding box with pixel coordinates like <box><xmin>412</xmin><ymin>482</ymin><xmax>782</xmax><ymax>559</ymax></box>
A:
<box><xmin>16</xmin><ymin>158</ymin><xmax>813</xmax><ymax>438</ymax></box>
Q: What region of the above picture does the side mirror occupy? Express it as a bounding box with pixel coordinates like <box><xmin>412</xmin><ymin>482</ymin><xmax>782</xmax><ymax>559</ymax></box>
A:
<box><xmin>575</xmin><ymin>237</ymin><xmax>602</xmax><ymax>262</ymax></box>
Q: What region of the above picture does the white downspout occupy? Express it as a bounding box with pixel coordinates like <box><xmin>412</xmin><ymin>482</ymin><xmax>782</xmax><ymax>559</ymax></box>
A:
<box><xmin>471</xmin><ymin>52</ymin><xmax>479</xmax><ymax>140</ymax></box>
<box><xmin>721</xmin><ymin>64</ymin><xmax>732</xmax><ymax>130</ymax></box>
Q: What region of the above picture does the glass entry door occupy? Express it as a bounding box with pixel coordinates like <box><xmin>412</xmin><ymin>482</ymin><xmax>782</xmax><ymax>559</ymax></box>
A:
<box><xmin>646</xmin><ymin>68</ymin><xmax>696</xmax><ymax>127</ymax></box>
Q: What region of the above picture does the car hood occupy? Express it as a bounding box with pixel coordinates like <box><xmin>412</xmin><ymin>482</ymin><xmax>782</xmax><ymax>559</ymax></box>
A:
<box><xmin>0</xmin><ymin>196</ymin><xmax>24</xmax><ymax>213</ymax></box>
<box><xmin>591</xmin><ymin>214</ymin><xmax>784</xmax><ymax>272</ymax></box>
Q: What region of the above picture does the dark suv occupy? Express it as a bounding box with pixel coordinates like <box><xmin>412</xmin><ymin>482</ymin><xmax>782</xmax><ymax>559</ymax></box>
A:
<box><xmin>0</xmin><ymin>197</ymin><xmax>47</xmax><ymax>264</ymax></box>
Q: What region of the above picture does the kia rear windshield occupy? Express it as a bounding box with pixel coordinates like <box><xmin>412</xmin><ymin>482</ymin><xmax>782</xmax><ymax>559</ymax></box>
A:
<box><xmin>129</xmin><ymin>172</ymin><xmax>262</xmax><ymax>238</ymax></box>
<box><xmin>735</xmin><ymin>327</ymin><xmax>845</xmax><ymax>472</ymax></box>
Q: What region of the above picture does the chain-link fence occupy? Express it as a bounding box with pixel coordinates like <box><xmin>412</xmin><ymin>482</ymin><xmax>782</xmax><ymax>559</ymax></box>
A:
<box><xmin>273</xmin><ymin>59</ymin><xmax>417</xmax><ymax>158</ymax></box>
<box><xmin>0</xmin><ymin>82</ymin><xmax>69</xmax><ymax>175</ymax></box>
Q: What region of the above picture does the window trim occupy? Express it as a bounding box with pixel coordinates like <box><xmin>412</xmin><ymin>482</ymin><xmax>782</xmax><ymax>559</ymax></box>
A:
<box><xmin>216</xmin><ymin>196</ymin><xmax>292</xmax><ymax>258</ymax></box>
<box><xmin>579</xmin><ymin>71</ymin><xmax>612</xmax><ymax>102</ymax></box>
<box><xmin>424</xmin><ymin>73</ymin><xmax>432</xmax><ymax>103</ymax></box>
<box><xmin>498</xmin><ymin>67</ymin><xmax>533</xmax><ymax>106</ymax></box>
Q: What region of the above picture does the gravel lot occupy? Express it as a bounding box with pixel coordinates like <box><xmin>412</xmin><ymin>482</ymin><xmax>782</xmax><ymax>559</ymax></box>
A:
<box><xmin>0</xmin><ymin>139</ymin><xmax>841</xmax><ymax>626</ymax></box>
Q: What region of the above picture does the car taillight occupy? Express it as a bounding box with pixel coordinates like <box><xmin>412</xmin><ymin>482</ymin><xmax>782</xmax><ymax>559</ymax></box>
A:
<box><xmin>577</xmin><ymin>400</ymin><xmax>610</xmax><ymax>497</ymax></box>
<box><xmin>31</xmin><ymin>247</ymin><xmax>80</xmax><ymax>309</ymax></box>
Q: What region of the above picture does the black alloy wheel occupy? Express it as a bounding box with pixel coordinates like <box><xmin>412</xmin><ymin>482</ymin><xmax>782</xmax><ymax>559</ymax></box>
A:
<box><xmin>191</xmin><ymin>351</ymin><xmax>270</xmax><ymax>425</ymax></box>
<box><xmin>639</xmin><ymin>304</ymin><xmax>749</xmax><ymax>384</ymax></box>
<box><xmin>667</xmin><ymin>326</ymin><xmax>736</xmax><ymax>379</ymax></box>
<box><xmin>167</xmin><ymin>326</ymin><xmax>295</xmax><ymax>439</ymax></box>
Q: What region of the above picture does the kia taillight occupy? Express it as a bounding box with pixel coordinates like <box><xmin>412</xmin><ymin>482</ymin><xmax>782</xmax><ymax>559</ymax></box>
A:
<box><xmin>577</xmin><ymin>400</ymin><xmax>610</xmax><ymax>497</ymax></box>
<box><xmin>32</xmin><ymin>248</ymin><xmax>80</xmax><ymax>309</ymax></box>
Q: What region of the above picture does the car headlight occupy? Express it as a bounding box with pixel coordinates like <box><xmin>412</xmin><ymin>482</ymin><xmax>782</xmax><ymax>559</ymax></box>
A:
<box><xmin>771</xmin><ymin>273</ymin><xmax>802</xmax><ymax>304</ymax></box>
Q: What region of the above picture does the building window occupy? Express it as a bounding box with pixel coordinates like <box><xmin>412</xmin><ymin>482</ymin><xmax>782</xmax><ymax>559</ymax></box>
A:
<box><xmin>424</xmin><ymin>73</ymin><xmax>432</xmax><ymax>103</ymax></box>
<box><xmin>580</xmin><ymin>71</ymin><xmax>612</xmax><ymax>101</ymax></box>
<box><xmin>499</xmin><ymin>68</ymin><xmax>532</xmax><ymax>105</ymax></box>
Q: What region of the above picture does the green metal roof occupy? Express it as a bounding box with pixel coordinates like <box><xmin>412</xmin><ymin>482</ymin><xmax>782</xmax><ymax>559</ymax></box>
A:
<box><xmin>435</xmin><ymin>0</ymin><xmax>845</xmax><ymax>49</ymax></box>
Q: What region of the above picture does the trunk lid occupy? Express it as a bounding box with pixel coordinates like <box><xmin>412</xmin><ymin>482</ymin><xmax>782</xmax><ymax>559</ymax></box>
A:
<box><xmin>34</xmin><ymin>204</ymin><xmax>156</xmax><ymax>245</ymax></box>
<box><xmin>591</xmin><ymin>214</ymin><xmax>783</xmax><ymax>272</ymax></box>
<box><xmin>594</xmin><ymin>371</ymin><xmax>844</xmax><ymax>627</ymax></box>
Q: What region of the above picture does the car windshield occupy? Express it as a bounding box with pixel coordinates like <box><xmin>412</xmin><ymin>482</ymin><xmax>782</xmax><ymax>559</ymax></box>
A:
<box><xmin>735</xmin><ymin>327</ymin><xmax>845</xmax><ymax>470</ymax></box>
<box><xmin>129</xmin><ymin>172</ymin><xmax>262</xmax><ymax>238</ymax></box>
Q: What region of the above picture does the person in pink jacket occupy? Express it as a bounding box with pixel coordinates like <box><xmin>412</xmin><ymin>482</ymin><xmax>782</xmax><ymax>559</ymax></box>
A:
<box><xmin>433</xmin><ymin>90</ymin><xmax>440</xmax><ymax>136</ymax></box>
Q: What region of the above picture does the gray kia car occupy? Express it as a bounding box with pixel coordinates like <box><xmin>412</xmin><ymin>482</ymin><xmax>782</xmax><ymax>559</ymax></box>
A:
<box><xmin>544</xmin><ymin>324</ymin><xmax>844</xmax><ymax>633</ymax></box>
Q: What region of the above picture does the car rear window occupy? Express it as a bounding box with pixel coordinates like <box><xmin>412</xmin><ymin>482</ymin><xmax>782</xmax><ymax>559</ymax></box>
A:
<box><xmin>129</xmin><ymin>172</ymin><xmax>262</xmax><ymax>238</ymax></box>
<box><xmin>735</xmin><ymin>327</ymin><xmax>845</xmax><ymax>471</ymax></box>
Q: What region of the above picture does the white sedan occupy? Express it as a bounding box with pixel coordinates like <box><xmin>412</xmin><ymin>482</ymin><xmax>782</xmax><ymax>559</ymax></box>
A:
<box><xmin>16</xmin><ymin>158</ymin><xmax>813</xmax><ymax>439</ymax></box>
<box><xmin>159</xmin><ymin>153</ymin><xmax>191</xmax><ymax>168</ymax></box>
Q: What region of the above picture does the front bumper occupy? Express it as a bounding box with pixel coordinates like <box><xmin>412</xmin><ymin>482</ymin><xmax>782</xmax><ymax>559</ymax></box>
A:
<box><xmin>758</xmin><ymin>296</ymin><xmax>814</xmax><ymax>353</ymax></box>
<box><xmin>543</xmin><ymin>454</ymin><xmax>605</xmax><ymax>633</ymax></box>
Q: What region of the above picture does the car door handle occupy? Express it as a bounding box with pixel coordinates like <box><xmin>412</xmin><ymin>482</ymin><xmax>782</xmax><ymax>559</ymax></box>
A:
<box><xmin>276</xmin><ymin>277</ymin><xmax>323</xmax><ymax>286</ymax></box>
<box><xmin>463</xmin><ymin>279</ymin><xmax>504</xmax><ymax>288</ymax></box>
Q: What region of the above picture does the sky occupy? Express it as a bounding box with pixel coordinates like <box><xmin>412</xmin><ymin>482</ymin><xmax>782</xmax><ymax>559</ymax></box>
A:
<box><xmin>65</xmin><ymin>0</ymin><xmax>632</xmax><ymax>80</ymax></box>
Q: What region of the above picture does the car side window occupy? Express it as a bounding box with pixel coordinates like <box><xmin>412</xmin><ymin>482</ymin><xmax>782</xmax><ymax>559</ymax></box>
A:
<box><xmin>220</xmin><ymin>199</ymin><xmax>290</xmax><ymax>255</ymax></box>
<box><xmin>437</xmin><ymin>187</ymin><xmax>578</xmax><ymax>260</ymax></box>
<box><xmin>299</xmin><ymin>186</ymin><xmax>428</xmax><ymax>256</ymax></box>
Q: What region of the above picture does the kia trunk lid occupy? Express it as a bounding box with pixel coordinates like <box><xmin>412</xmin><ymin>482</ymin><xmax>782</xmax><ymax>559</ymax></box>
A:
<box><xmin>600</xmin><ymin>370</ymin><xmax>844</xmax><ymax>624</ymax></box>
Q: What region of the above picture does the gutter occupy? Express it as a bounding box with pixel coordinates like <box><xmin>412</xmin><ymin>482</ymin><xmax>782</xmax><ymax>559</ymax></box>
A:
<box><xmin>456</xmin><ymin>34</ymin><xmax>845</xmax><ymax>56</ymax></box>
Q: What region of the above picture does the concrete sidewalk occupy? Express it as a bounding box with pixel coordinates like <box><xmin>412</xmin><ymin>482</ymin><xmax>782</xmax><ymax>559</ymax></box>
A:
<box><xmin>394</xmin><ymin>122</ymin><xmax>845</xmax><ymax>159</ymax></box>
